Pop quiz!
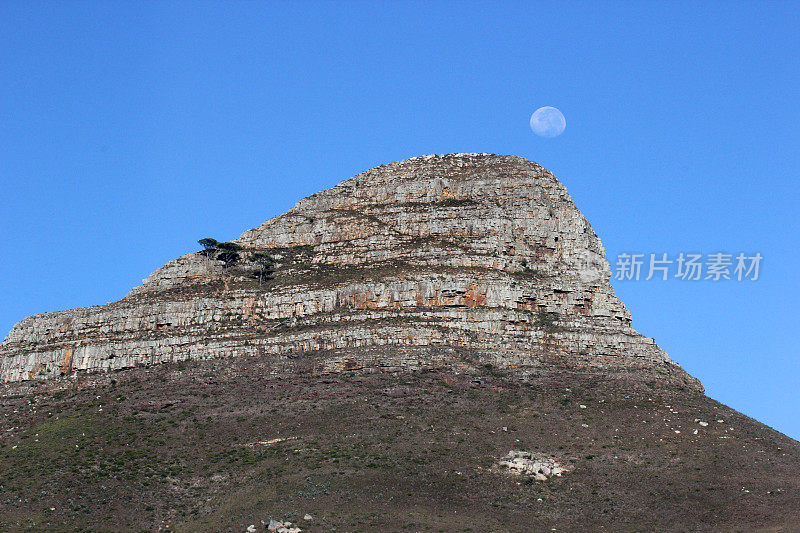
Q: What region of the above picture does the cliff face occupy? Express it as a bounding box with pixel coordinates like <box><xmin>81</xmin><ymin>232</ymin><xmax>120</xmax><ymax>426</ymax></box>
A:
<box><xmin>0</xmin><ymin>153</ymin><xmax>700</xmax><ymax>389</ymax></box>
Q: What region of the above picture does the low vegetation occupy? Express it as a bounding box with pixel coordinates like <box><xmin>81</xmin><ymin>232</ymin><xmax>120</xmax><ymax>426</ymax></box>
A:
<box><xmin>535</xmin><ymin>311</ymin><xmax>562</xmax><ymax>333</ymax></box>
<box><xmin>1</xmin><ymin>358</ymin><xmax>797</xmax><ymax>531</ymax></box>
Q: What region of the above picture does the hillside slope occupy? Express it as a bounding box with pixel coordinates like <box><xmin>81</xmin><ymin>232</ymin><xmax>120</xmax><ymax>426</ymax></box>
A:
<box><xmin>1</xmin><ymin>359</ymin><xmax>797</xmax><ymax>532</ymax></box>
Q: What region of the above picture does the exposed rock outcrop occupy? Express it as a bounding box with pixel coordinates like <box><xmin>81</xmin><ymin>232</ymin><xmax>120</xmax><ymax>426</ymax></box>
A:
<box><xmin>495</xmin><ymin>450</ymin><xmax>570</xmax><ymax>480</ymax></box>
<box><xmin>0</xmin><ymin>153</ymin><xmax>701</xmax><ymax>390</ymax></box>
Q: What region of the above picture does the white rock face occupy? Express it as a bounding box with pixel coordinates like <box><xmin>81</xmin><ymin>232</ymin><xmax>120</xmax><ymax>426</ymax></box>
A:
<box><xmin>496</xmin><ymin>450</ymin><xmax>569</xmax><ymax>480</ymax></box>
<box><xmin>0</xmin><ymin>154</ymin><xmax>701</xmax><ymax>390</ymax></box>
<box><xmin>267</xmin><ymin>518</ymin><xmax>301</xmax><ymax>532</ymax></box>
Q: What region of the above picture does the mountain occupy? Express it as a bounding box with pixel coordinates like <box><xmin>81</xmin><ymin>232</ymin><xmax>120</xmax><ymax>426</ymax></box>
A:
<box><xmin>1</xmin><ymin>153</ymin><xmax>696</xmax><ymax>390</ymax></box>
<box><xmin>0</xmin><ymin>154</ymin><xmax>797</xmax><ymax>532</ymax></box>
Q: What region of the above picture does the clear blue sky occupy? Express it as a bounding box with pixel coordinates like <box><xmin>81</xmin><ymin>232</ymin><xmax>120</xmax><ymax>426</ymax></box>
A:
<box><xmin>2</xmin><ymin>2</ymin><xmax>798</xmax><ymax>439</ymax></box>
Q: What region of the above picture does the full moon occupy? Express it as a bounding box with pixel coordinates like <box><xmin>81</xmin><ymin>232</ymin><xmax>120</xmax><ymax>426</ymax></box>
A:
<box><xmin>530</xmin><ymin>106</ymin><xmax>566</xmax><ymax>137</ymax></box>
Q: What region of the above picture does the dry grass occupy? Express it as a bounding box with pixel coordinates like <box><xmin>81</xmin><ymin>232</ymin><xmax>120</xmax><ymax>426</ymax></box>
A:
<box><xmin>1</xmin><ymin>357</ymin><xmax>798</xmax><ymax>532</ymax></box>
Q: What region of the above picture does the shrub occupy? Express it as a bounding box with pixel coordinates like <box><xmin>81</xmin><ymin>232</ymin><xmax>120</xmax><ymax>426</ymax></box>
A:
<box><xmin>535</xmin><ymin>311</ymin><xmax>561</xmax><ymax>333</ymax></box>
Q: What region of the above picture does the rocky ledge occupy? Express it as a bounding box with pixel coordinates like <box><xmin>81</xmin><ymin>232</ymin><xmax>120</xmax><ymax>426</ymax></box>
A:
<box><xmin>0</xmin><ymin>153</ymin><xmax>701</xmax><ymax>390</ymax></box>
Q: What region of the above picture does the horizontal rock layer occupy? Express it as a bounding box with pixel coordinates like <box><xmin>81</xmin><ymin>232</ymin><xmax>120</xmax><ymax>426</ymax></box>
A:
<box><xmin>0</xmin><ymin>153</ymin><xmax>701</xmax><ymax>390</ymax></box>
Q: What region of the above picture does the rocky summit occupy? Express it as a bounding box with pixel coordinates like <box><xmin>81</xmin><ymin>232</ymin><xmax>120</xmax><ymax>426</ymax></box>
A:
<box><xmin>1</xmin><ymin>153</ymin><xmax>698</xmax><ymax>389</ymax></box>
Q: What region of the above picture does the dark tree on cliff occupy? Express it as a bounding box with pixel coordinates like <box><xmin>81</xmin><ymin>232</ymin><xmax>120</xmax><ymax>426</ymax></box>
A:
<box><xmin>198</xmin><ymin>237</ymin><xmax>218</xmax><ymax>251</ymax></box>
<box><xmin>216</xmin><ymin>242</ymin><xmax>243</xmax><ymax>269</ymax></box>
<box><xmin>249</xmin><ymin>252</ymin><xmax>275</xmax><ymax>285</ymax></box>
<box><xmin>198</xmin><ymin>238</ymin><xmax>219</xmax><ymax>262</ymax></box>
